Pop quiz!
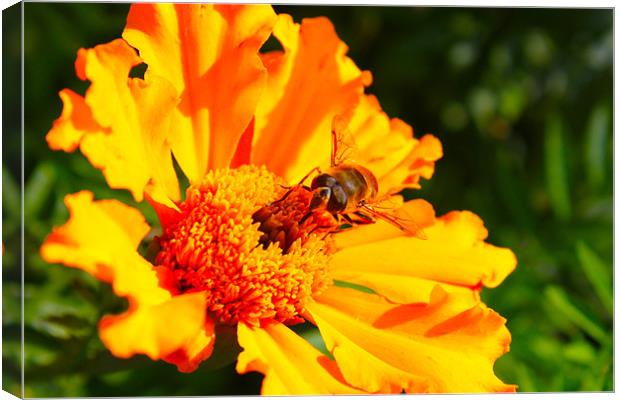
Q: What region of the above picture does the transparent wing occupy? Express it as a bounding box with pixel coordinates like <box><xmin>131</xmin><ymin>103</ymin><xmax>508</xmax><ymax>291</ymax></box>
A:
<box><xmin>368</xmin><ymin>194</ymin><xmax>405</xmax><ymax>211</ymax></box>
<box><xmin>331</xmin><ymin>115</ymin><xmax>359</xmax><ymax>166</ymax></box>
<box><xmin>359</xmin><ymin>202</ymin><xmax>428</xmax><ymax>239</ymax></box>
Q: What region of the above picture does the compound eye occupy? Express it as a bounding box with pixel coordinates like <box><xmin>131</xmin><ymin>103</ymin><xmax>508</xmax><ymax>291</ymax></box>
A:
<box><xmin>311</xmin><ymin>174</ymin><xmax>336</xmax><ymax>190</ymax></box>
<box><xmin>317</xmin><ymin>187</ymin><xmax>331</xmax><ymax>198</ymax></box>
<box><xmin>327</xmin><ymin>185</ymin><xmax>347</xmax><ymax>213</ymax></box>
<box><xmin>309</xmin><ymin>187</ymin><xmax>331</xmax><ymax>210</ymax></box>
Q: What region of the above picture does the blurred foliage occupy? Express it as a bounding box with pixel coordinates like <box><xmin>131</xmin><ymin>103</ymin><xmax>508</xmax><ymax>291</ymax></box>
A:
<box><xmin>3</xmin><ymin>3</ymin><xmax>612</xmax><ymax>396</ymax></box>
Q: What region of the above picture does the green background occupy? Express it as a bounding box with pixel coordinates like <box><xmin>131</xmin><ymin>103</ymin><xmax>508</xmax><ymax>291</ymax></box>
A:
<box><xmin>3</xmin><ymin>3</ymin><xmax>613</xmax><ymax>396</ymax></box>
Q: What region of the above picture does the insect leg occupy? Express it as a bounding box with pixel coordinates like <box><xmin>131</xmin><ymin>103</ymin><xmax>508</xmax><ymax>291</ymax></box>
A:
<box><xmin>297</xmin><ymin>167</ymin><xmax>321</xmax><ymax>186</ymax></box>
<box><xmin>299</xmin><ymin>211</ymin><xmax>313</xmax><ymax>225</ymax></box>
<box><xmin>341</xmin><ymin>214</ymin><xmax>354</xmax><ymax>224</ymax></box>
<box><xmin>331</xmin><ymin>123</ymin><xmax>338</xmax><ymax>167</ymax></box>
<box><xmin>269</xmin><ymin>186</ymin><xmax>298</xmax><ymax>205</ymax></box>
<box><xmin>338</xmin><ymin>213</ymin><xmax>370</xmax><ymax>226</ymax></box>
<box><xmin>269</xmin><ymin>168</ymin><xmax>319</xmax><ymax>206</ymax></box>
<box><xmin>352</xmin><ymin>211</ymin><xmax>376</xmax><ymax>224</ymax></box>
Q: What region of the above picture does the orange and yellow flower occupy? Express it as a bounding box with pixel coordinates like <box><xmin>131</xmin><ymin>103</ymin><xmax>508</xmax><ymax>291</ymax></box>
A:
<box><xmin>42</xmin><ymin>4</ymin><xmax>517</xmax><ymax>394</ymax></box>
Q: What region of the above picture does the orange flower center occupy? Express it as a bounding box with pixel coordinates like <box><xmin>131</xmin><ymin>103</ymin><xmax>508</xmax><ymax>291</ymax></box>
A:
<box><xmin>155</xmin><ymin>166</ymin><xmax>334</xmax><ymax>326</ymax></box>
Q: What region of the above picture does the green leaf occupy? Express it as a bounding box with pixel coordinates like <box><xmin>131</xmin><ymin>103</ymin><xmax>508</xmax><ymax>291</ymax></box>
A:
<box><xmin>576</xmin><ymin>241</ymin><xmax>612</xmax><ymax>315</ymax></box>
<box><xmin>191</xmin><ymin>324</ymin><xmax>240</xmax><ymax>371</ymax></box>
<box><xmin>562</xmin><ymin>340</ymin><xmax>596</xmax><ymax>365</ymax></box>
<box><xmin>2</xmin><ymin>283</ymin><xmax>23</xmax><ymax>325</ymax></box>
<box><xmin>23</xmin><ymin>281</ymin><xmax>98</xmax><ymax>339</ymax></box>
<box><xmin>2</xmin><ymin>165</ymin><xmax>21</xmax><ymax>221</ymax></box>
<box><xmin>499</xmin><ymin>82</ymin><xmax>527</xmax><ymax>122</ymax></box>
<box><xmin>514</xmin><ymin>361</ymin><xmax>537</xmax><ymax>392</ymax></box>
<box><xmin>529</xmin><ymin>335</ymin><xmax>563</xmax><ymax>363</ymax></box>
<box><xmin>23</xmin><ymin>336</ymin><xmax>58</xmax><ymax>366</ymax></box>
<box><xmin>579</xmin><ymin>340</ymin><xmax>612</xmax><ymax>390</ymax></box>
<box><xmin>584</xmin><ymin>102</ymin><xmax>610</xmax><ymax>189</ymax></box>
<box><xmin>300</xmin><ymin>327</ymin><xmax>330</xmax><ymax>357</ymax></box>
<box><xmin>550</xmin><ymin>371</ymin><xmax>566</xmax><ymax>391</ymax></box>
<box><xmin>468</xmin><ymin>87</ymin><xmax>496</xmax><ymax>131</ymax></box>
<box><xmin>334</xmin><ymin>280</ymin><xmax>375</xmax><ymax>294</ymax></box>
<box><xmin>544</xmin><ymin>285</ymin><xmax>607</xmax><ymax>343</ymax></box>
<box><xmin>24</xmin><ymin>161</ymin><xmax>56</xmax><ymax>217</ymax></box>
<box><xmin>544</xmin><ymin>114</ymin><xmax>571</xmax><ymax>221</ymax></box>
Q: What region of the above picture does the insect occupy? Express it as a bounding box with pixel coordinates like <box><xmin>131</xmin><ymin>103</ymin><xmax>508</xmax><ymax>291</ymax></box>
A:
<box><xmin>282</xmin><ymin>115</ymin><xmax>427</xmax><ymax>239</ymax></box>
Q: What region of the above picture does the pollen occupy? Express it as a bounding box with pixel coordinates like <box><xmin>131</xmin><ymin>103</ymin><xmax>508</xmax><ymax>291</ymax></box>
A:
<box><xmin>252</xmin><ymin>185</ymin><xmax>338</xmax><ymax>254</ymax></box>
<box><xmin>155</xmin><ymin>165</ymin><xmax>333</xmax><ymax>326</ymax></box>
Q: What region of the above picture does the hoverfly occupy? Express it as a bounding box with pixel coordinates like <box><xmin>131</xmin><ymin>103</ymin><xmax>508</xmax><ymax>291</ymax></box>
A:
<box><xmin>280</xmin><ymin>115</ymin><xmax>427</xmax><ymax>239</ymax></box>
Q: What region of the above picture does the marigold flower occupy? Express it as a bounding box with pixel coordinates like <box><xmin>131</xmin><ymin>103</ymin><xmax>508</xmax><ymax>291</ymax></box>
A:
<box><xmin>42</xmin><ymin>4</ymin><xmax>517</xmax><ymax>394</ymax></box>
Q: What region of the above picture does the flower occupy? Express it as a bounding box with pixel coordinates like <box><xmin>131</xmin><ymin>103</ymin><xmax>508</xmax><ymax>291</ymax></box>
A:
<box><xmin>42</xmin><ymin>4</ymin><xmax>517</xmax><ymax>394</ymax></box>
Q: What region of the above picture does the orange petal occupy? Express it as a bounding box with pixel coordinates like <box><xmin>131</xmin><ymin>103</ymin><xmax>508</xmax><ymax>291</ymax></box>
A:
<box><xmin>123</xmin><ymin>4</ymin><xmax>276</xmax><ymax>180</ymax></box>
<box><xmin>333</xmin><ymin>198</ymin><xmax>435</xmax><ymax>249</ymax></box>
<box><xmin>230</xmin><ymin>117</ymin><xmax>255</xmax><ymax>169</ymax></box>
<box><xmin>146</xmin><ymin>192</ymin><xmax>182</xmax><ymax>230</ymax></box>
<box><xmin>387</xmin><ymin>131</ymin><xmax>443</xmax><ymax>191</ymax></box>
<box><xmin>99</xmin><ymin>292</ymin><xmax>208</xmax><ymax>360</ymax></box>
<box><xmin>252</xmin><ymin>14</ymin><xmax>371</xmax><ymax>183</ymax></box>
<box><xmin>40</xmin><ymin>190</ymin><xmax>149</xmax><ymax>271</ymax></box>
<box><xmin>163</xmin><ymin>318</ymin><xmax>216</xmax><ymax>372</ymax></box>
<box><xmin>331</xmin><ymin>205</ymin><xmax>517</xmax><ymax>291</ymax></box>
<box><xmin>334</xmin><ymin>272</ymin><xmax>479</xmax><ymax>304</ymax></box>
<box><xmin>46</xmin><ymin>89</ymin><xmax>106</xmax><ymax>152</ymax></box>
<box><xmin>72</xmin><ymin>39</ymin><xmax>180</xmax><ymax>205</ymax></box>
<box><xmin>236</xmin><ymin>321</ymin><xmax>364</xmax><ymax>394</ymax></box>
<box><xmin>346</xmin><ymin>95</ymin><xmax>443</xmax><ymax>194</ymax></box>
<box><xmin>40</xmin><ymin>191</ymin><xmax>169</xmax><ymax>305</ymax></box>
<box><xmin>332</xmin><ymin>200</ymin><xmax>474</xmax><ymax>303</ymax></box>
<box><xmin>41</xmin><ymin>191</ymin><xmax>210</xmax><ymax>363</ymax></box>
<box><xmin>306</xmin><ymin>286</ymin><xmax>516</xmax><ymax>393</ymax></box>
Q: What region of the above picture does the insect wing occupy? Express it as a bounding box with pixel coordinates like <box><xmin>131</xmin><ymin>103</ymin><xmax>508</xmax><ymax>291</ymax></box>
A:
<box><xmin>331</xmin><ymin>115</ymin><xmax>359</xmax><ymax>166</ymax></box>
<box><xmin>368</xmin><ymin>194</ymin><xmax>405</xmax><ymax>211</ymax></box>
<box><xmin>360</xmin><ymin>203</ymin><xmax>428</xmax><ymax>239</ymax></box>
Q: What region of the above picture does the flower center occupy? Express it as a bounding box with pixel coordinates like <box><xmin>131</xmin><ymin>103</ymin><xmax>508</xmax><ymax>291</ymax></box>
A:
<box><xmin>155</xmin><ymin>166</ymin><xmax>334</xmax><ymax>326</ymax></box>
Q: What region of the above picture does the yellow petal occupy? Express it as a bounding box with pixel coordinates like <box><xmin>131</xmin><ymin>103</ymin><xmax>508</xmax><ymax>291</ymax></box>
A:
<box><xmin>331</xmin><ymin>200</ymin><xmax>479</xmax><ymax>303</ymax></box>
<box><xmin>347</xmin><ymin>95</ymin><xmax>443</xmax><ymax>194</ymax></box>
<box><xmin>306</xmin><ymin>286</ymin><xmax>515</xmax><ymax>393</ymax></box>
<box><xmin>40</xmin><ymin>191</ymin><xmax>149</xmax><ymax>270</ymax></box>
<box><xmin>333</xmin><ymin>198</ymin><xmax>435</xmax><ymax>249</ymax></box>
<box><xmin>72</xmin><ymin>39</ymin><xmax>180</xmax><ymax>204</ymax></box>
<box><xmin>40</xmin><ymin>191</ymin><xmax>169</xmax><ymax>305</ymax></box>
<box><xmin>46</xmin><ymin>89</ymin><xmax>106</xmax><ymax>152</ymax></box>
<box><xmin>333</xmin><ymin>272</ymin><xmax>479</xmax><ymax>304</ymax></box>
<box><xmin>375</xmin><ymin>131</ymin><xmax>443</xmax><ymax>193</ymax></box>
<box><xmin>123</xmin><ymin>4</ymin><xmax>276</xmax><ymax>180</ymax></box>
<box><xmin>331</xmin><ymin>206</ymin><xmax>517</xmax><ymax>291</ymax></box>
<box><xmin>99</xmin><ymin>292</ymin><xmax>208</xmax><ymax>360</ymax></box>
<box><xmin>41</xmin><ymin>191</ymin><xmax>210</xmax><ymax>363</ymax></box>
<box><xmin>252</xmin><ymin>14</ymin><xmax>370</xmax><ymax>183</ymax></box>
<box><xmin>163</xmin><ymin>318</ymin><xmax>216</xmax><ymax>372</ymax></box>
<box><xmin>236</xmin><ymin>321</ymin><xmax>364</xmax><ymax>394</ymax></box>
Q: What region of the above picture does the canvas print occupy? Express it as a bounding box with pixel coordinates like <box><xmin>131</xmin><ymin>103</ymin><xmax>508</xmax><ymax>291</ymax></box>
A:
<box><xmin>2</xmin><ymin>2</ymin><xmax>613</xmax><ymax>396</ymax></box>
